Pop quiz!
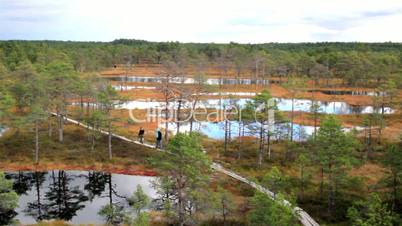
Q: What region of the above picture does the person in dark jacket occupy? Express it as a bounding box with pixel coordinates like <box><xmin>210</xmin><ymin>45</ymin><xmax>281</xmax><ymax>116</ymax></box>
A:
<box><xmin>138</xmin><ymin>127</ymin><xmax>145</xmax><ymax>144</ymax></box>
<box><xmin>156</xmin><ymin>128</ymin><xmax>162</xmax><ymax>148</ymax></box>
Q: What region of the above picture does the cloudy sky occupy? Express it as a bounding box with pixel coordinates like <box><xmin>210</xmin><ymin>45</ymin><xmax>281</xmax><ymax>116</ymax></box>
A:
<box><xmin>1</xmin><ymin>0</ymin><xmax>402</xmax><ymax>43</ymax></box>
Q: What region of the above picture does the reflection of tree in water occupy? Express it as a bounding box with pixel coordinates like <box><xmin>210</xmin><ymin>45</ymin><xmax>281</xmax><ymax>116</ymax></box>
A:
<box><xmin>8</xmin><ymin>171</ymin><xmax>140</xmax><ymax>224</ymax></box>
<box><xmin>84</xmin><ymin>171</ymin><xmax>109</xmax><ymax>201</ymax></box>
<box><xmin>5</xmin><ymin>171</ymin><xmax>36</xmax><ymax>195</ymax></box>
<box><xmin>350</xmin><ymin>105</ymin><xmax>364</xmax><ymax>114</ymax></box>
<box><xmin>43</xmin><ymin>170</ymin><xmax>89</xmax><ymax>221</ymax></box>
<box><xmin>104</xmin><ymin>173</ymin><xmax>128</xmax><ymax>204</ymax></box>
<box><xmin>23</xmin><ymin>171</ymin><xmax>47</xmax><ymax>221</ymax></box>
<box><xmin>97</xmin><ymin>173</ymin><xmax>127</xmax><ymax>225</ymax></box>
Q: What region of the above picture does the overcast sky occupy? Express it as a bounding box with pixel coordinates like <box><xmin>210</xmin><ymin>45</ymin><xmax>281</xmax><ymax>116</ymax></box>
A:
<box><xmin>1</xmin><ymin>0</ymin><xmax>402</xmax><ymax>43</ymax></box>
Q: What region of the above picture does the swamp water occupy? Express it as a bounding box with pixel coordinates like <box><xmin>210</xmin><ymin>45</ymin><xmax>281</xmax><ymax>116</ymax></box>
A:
<box><xmin>161</xmin><ymin>121</ymin><xmax>363</xmax><ymax>141</ymax></box>
<box><xmin>4</xmin><ymin>171</ymin><xmax>157</xmax><ymax>225</ymax></box>
<box><xmin>106</xmin><ymin>76</ymin><xmax>278</xmax><ymax>85</ymax></box>
<box><xmin>118</xmin><ymin>98</ymin><xmax>394</xmax><ymax>115</ymax></box>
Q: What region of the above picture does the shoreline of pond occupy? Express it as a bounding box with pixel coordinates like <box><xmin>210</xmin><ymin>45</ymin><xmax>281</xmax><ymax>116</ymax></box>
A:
<box><xmin>0</xmin><ymin>163</ymin><xmax>157</xmax><ymax>177</ymax></box>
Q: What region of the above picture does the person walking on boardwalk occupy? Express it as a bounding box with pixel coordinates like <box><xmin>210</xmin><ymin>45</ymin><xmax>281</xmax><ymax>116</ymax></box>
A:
<box><xmin>138</xmin><ymin>127</ymin><xmax>145</xmax><ymax>144</ymax></box>
<box><xmin>156</xmin><ymin>128</ymin><xmax>162</xmax><ymax>148</ymax></box>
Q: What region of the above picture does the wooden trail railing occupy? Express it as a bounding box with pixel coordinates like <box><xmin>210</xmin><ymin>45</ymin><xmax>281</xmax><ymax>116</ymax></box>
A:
<box><xmin>53</xmin><ymin>113</ymin><xmax>319</xmax><ymax>226</ymax></box>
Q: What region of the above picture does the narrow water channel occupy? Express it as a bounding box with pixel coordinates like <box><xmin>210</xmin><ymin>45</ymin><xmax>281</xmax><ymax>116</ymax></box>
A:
<box><xmin>105</xmin><ymin>76</ymin><xmax>278</xmax><ymax>85</ymax></box>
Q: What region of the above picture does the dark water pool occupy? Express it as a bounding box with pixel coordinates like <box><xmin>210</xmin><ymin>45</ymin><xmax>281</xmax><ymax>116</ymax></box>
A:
<box><xmin>4</xmin><ymin>171</ymin><xmax>156</xmax><ymax>225</ymax></box>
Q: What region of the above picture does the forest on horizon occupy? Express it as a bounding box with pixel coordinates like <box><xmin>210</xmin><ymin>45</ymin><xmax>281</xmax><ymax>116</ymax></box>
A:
<box><xmin>0</xmin><ymin>39</ymin><xmax>401</xmax><ymax>88</ymax></box>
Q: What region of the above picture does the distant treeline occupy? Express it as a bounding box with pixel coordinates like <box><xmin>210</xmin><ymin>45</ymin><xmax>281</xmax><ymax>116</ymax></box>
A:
<box><xmin>1</xmin><ymin>39</ymin><xmax>401</xmax><ymax>86</ymax></box>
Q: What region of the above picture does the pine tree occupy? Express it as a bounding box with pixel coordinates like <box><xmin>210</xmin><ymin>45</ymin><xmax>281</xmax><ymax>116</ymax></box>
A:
<box><xmin>151</xmin><ymin>133</ymin><xmax>211</xmax><ymax>226</ymax></box>
<box><xmin>0</xmin><ymin>172</ymin><xmax>19</xmax><ymax>225</ymax></box>
<box><xmin>347</xmin><ymin>193</ymin><xmax>394</xmax><ymax>226</ymax></box>
<box><xmin>248</xmin><ymin>192</ymin><xmax>298</xmax><ymax>226</ymax></box>
<box><xmin>314</xmin><ymin>116</ymin><xmax>359</xmax><ymax>216</ymax></box>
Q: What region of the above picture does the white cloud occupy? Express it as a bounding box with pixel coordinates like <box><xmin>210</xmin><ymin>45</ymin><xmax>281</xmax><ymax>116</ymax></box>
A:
<box><xmin>336</xmin><ymin>14</ymin><xmax>402</xmax><ymax>42</ymax></box>
<box><xmin>1</xmin><ymin>0</ymin><xmax>402</xmax><ymax>42</ymax></box>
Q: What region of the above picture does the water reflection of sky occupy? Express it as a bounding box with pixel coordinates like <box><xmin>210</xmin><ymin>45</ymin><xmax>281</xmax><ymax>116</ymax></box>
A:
<box><xmin>118</xmin><ymin>98</ymin><xmax>394</xmax><ymax>115</ymax></box>
<box><xmin>0</xmin><ymin>126</ymin><xmax>7</xmax><ymax>137</ymax></box>
<box><xmin>6</xmin><ymin>171</ymin><xmax>156</xmax><ymax>225</ymax></box>
<box><xmin>107</xmin><ymin>76</ymin><xmax>273</xmax><ymax>85</ymax></box>
<box><xmin>106</xmin><ymin>76</ymin><xmax>395</xmax><ymax>114</ymax></box>
<box><xmin>161</xmin><ymin>121</ymin><xmax>364</xmax><ymax>141</ymax></box>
